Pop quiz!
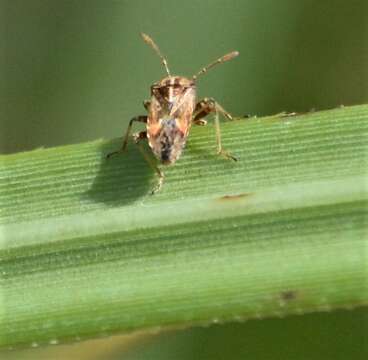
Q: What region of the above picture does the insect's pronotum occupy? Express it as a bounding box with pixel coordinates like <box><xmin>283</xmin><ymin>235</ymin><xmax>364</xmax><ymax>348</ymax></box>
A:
<box><xmin>108</xmin><ymin>33</ymin><xmax>239</xmax><ymax>193</ymax></box>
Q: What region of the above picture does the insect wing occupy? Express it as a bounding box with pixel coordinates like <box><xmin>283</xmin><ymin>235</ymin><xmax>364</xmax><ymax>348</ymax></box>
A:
<box><xmin>170</xmin><ymin>88</ymin><xmax>196</xmax><ymax>135</ymax></box>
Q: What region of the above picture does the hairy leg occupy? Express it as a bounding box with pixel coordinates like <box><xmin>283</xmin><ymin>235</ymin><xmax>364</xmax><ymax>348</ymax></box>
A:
<box><xmin>106</xmin><ymin>115</ymin><xmax>147</xmax><ymax>158</ymax></box>
<box><xmin>193</xmin><ymin>98</ymin><xmax>237</xmax><ymax>161</ymax></box>
<box><xmin>133</xmin><ymin>131</ymin><xmax>164</xmax><ymax>194</ymax></box>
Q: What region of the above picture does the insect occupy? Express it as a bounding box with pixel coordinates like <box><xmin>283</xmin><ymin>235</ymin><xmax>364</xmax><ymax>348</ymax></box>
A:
<box><xmin>108</xmin><ymin>33</ymin><xmax>239</xmax><ymax>193</ymax></box>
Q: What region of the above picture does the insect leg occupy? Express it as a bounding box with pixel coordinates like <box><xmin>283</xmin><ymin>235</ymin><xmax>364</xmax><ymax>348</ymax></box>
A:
<box><xmin>193</xmin><ymin>98</ymin><xmax>237</xmax><ymax>161</ymax></box>
<box><xmin>143</xmin><ymin>100</ymin><xmax>151</xmax><ymax>111</ymax></box>
<box><xmin>133</xmin><ymin>131</ymin><xmax>164</xmax><ymax>194</ymax></box>
<box><xmin>193</xmin><ymin>98</ymin><xmax>233</xmax><ymax>121</ymax></box>
<box><xmin>106</xmin><ymin>115</ymin><xmax>147</xmax><ymax>159</ymax></box>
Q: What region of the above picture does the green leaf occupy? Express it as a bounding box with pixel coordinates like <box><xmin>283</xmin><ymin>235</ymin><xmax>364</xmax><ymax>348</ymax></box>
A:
<box><xmin>0</xmin><ymin>105</ymin><xmax>367</xmax><ymax>350</ymax></box>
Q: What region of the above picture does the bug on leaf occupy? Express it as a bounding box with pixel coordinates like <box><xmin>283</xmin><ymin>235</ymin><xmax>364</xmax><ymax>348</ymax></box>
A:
<box><xmin>108</xmin><ymin>33</ymin><xmax>239</xmax><ymax>193</ymax></box>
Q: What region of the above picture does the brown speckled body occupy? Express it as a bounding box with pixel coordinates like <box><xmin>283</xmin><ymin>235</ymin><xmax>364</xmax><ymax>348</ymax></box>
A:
<box><xmin>107</xmin><ymin>33</ymin><xmax>239</xmax><ymax>193</ymax></box>
<box><xmin>147</xmin><ymin>76</ymin><xmax>196</xmax><ymax>164</ymax></box>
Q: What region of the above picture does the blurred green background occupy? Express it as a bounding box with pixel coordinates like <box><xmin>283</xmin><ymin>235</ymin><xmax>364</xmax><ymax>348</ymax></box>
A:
<box><xmin>1</xmin><ymin>0</ymin><xmax>367</xmax><ymax>358</ymax></box>
<box><xmin>1</xmin><ymin>0</ymin><xmax>368</xmax><ymax>154</ymax></box>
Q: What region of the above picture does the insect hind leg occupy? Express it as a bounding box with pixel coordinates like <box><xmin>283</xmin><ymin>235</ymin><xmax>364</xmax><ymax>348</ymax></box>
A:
<box><xmin>133</xmin><ymin>131</ymin><xmax>164</xmax><ymax>194</ymax></box>
<box><xmin>106</xmin><ymin>115</ymin><xmax>147</xmax><ymax>159</ymax></box>
<box><xmin>193</xmin><ymin>98</ymin><xmax>237</xmax><ymax>161</ymax></box>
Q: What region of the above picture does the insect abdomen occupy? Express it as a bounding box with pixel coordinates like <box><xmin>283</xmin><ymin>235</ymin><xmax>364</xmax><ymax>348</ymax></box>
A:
<box><xmin>148</xmin><ymin>118</ymin><xmax>187</xmax><ymax>165</ymax></box>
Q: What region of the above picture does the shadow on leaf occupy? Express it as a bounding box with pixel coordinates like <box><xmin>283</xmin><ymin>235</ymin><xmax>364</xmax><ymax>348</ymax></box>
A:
<box><xmin>85</xmin><ymin>138</ymin><xmax>154</xmax><ymax>207</ymax></box>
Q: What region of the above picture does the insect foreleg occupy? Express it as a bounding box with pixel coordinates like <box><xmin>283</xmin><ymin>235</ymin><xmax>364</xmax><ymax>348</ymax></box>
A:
<box><xmin>133</xmin><ymin>131</ymin><xmax>164</xmax><ymax>194</ymax></box>
<box><xmin>193</xmin><ymin>98</ymin><xmax>237</xmax><ymax>161</ymax></box>
<box><xmin>213</xmin><ymin>108</ymin><xmax>237</xmax><ymax>161</ymax></box>
<box><xmin>107</xmin><ymin>115</ymin><xmax>147</xmax><ymax>159</ymax></box>
<box><xmin>193</xmin><ymin>98</ymin><xmax>232</xmax><ymax>121</ymax></box>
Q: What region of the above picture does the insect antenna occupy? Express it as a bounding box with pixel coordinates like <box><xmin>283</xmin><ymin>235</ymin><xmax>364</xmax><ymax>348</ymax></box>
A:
<box><xmin>193</xmin><ymin>51</ymin><xmax>239</xmax><ymax>80</ymax></box>
<box><xmin>141</xmin><ymin>33</ymin><xmax>171</xmax><ymax>77</ymax></box>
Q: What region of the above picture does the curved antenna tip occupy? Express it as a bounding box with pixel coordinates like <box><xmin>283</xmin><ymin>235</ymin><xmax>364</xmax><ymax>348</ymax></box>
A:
<box><xmin>193</xmin><ymin>50</ymin><xmax>240</xmax><ymax>80</ymax></box>
<box><xmin>225</xmin><ymin>51</ymin><xmax>240</xmax><ymax>61</ymax></box>
<box><xmin>141</xmin><ymin>33</ymin><xmax>151</xmax><ymax>43</ymax></box>
<box><xmin>140</xmin><ymin>32</ymin><xmax>171</xmax><ymax>76</ymax></box>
